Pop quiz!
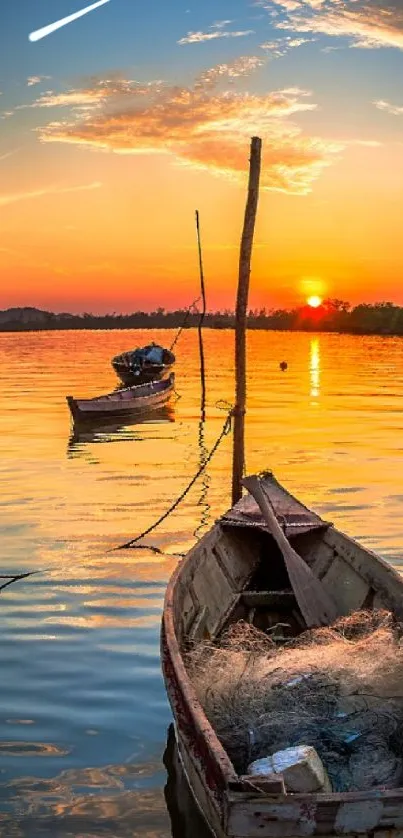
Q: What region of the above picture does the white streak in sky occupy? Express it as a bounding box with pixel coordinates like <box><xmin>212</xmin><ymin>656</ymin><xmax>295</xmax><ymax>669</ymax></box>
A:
<box><xmin>0</xmin><ymin>149</ymin><xmax>19</xmax><ymax>162</ymax></box>
<box><xmin>29</xmin><ymin>0</ymin><xmax>110</xmax><ymax>42</ymax></box>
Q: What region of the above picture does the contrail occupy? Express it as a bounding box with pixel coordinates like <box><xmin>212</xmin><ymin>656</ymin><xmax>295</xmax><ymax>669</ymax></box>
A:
<box><xmin>29</xmin><ymin>0</ymin><xmax>110</xmax><ymax>42</ymax></box>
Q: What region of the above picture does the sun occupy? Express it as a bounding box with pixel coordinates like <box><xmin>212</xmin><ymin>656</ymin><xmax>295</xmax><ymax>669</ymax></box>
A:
<box><xmin>307</xmin><ymin>295</ymin><xmax>323</xmax><ymax>308</ymax></box>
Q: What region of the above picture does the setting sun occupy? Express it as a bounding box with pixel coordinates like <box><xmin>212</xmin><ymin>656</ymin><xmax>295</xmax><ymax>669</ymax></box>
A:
<box><xmin>307</xmin><ymin>295</ymin><xmax>323</xmax><ymax>308</ymax></box>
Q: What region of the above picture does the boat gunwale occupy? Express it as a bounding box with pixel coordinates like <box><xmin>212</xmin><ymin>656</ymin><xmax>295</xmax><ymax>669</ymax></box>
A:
<box><xmin>162</xmin><ymin>523</ymin><xmax>239</xmax><ymax>795</ymax></box>
<box><xmin>71</xmin><ymin>373</ymin><xmax>174</xmax><ymax>407</ymax></box>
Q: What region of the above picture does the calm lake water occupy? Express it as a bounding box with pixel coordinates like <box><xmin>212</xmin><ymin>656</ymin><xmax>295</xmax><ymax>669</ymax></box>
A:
<box><xmin>0</xmin><ymin>328</ymin><xmax>402</xmax><ymax>836</ymax></box>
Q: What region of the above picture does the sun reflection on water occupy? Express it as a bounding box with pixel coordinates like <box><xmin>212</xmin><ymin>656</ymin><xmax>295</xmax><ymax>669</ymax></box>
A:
<box><xmin>310</xmin><ymin>337</ymin><xmax>320</xmax><ymax>400</ymax></box>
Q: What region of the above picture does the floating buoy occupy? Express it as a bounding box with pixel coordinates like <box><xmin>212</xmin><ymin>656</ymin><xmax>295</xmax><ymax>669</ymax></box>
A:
<box><xmin>280</xmin><ymin>361</ymin><xmax>288</xmax><ymax>372</ymax></box>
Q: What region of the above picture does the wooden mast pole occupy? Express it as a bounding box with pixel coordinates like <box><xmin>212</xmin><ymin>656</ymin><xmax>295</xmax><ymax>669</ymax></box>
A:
<box><xmin>232</xmin><ymin>137</ymin><xmax>262</xmax><ymax>505</ymax></box>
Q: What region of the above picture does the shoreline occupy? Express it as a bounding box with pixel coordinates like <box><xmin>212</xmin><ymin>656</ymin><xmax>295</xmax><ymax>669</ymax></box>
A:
<box><xmin>0</xmin><ymin>323</ymin><xmax>402</xmax><ymax>338</ymax></box>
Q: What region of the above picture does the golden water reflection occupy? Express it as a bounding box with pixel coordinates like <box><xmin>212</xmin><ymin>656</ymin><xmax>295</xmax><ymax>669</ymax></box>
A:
<box><xmin>0</xmin><ymin>328</ymin><xmax>402</xmax><ymax>834</ymax></box>
<box><xmin>310</xmin><ymin>337</ymin><xmax>320</xmax><ymax>399</ymax></box>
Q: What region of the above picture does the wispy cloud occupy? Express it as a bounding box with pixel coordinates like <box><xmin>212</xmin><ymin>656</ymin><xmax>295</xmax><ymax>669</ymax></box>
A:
<box><xmin>262</xmin><ymin>0</ymin><xmax>403</xmax><ymax>51</ymax></box>
<box><xmin>0</xmin><ymin>181</ymin><xmax>101</xmax><ymax>208</ymax></box>
<box><xmin>260</xmin><ymin>34</ymin><xmax>314</xmax><ymax>56</ymax></box>
<box><xmin>196</xmin><ymin>55</ymin><xmax>265</xmax><ymax>85</ymax></box>
<box><xmin>27</xmin><ymin>75</ymin><xmax>51</xmax><ymax>87</ymax></box>
<box><xmin>27</xmin><ymin>79</ymin><xmax>164</xmax><ymax>114</ymax></box>
<box><xmin>178</xmin><ymin>25</ymin><xmax>254</xmax><ymax>44</ymax></box>
<box><xmin>35</xmin><ymin>68</ymin><xmax>344</xmax><ymax>195</ymax></box>
<box><xmin>374</xmin><ymin>99</ymin><xmax>403</xmax><ymax>115</ymax></box>
<box><xmin>211</xmin><ymin>20</ymin><xmax>233</xmax><ymax>29</ymax></box>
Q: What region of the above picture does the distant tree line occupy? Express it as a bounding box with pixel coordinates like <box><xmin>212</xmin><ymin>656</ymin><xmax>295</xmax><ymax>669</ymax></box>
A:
<box><xmin>1</xmin><ymin>300</ymin><xmax>403</xmax><ymax>335</ymax></box>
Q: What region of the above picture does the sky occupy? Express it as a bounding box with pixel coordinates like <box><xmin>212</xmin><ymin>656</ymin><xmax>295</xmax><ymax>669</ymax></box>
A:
<box><xmin>0</xmin><ymin>0</ymin><xmax>403</xmax><ymax>313</ymax></box>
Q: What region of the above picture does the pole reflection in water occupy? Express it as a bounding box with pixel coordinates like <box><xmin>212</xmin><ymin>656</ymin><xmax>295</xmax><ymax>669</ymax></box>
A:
<box><xmin>310</xmin><ymin>337</ymin><xmax>320</xmax><ymax>400</ymax></box>
<box><xmin>193</xmin><ymin>388</ymin><xmax>211</xmax><ymax>541</ymax></box>
<box><xmin>164</xmin><ymin>724</ymin><xmax>213</xmax><ymax>838</ymax></box>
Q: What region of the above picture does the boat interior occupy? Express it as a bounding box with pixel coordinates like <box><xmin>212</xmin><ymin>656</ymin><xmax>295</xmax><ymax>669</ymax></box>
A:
<box><xmin>174</xmin><ymin>477</ymin><xmax>403</xmax><ymax>652</ymax></box>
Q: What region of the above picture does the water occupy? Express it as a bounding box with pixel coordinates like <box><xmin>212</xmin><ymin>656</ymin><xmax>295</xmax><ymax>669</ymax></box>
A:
<box><xmin>0</xmin><ymin>328</ymin><xmax>402</xmax><ymax>836</ymax></box>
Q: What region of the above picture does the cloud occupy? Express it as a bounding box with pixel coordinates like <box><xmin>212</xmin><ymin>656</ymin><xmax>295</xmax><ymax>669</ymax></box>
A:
<box><xmin>374</xmin><ymin>99</ymin><xmax>403</xmax><ymax>115</ymax></box>
<box><xmin>211</xmin><ymin>20</ymin><xmax>233</xmax><ymax>29</ymax></box>
<box><xmin>196</xmin><ymin>55</ymin><xmax>265</xmax><ymax>85</ymax></box>
<box><xmin>0</xmin><ymin>181</ymin><xmax>101</xmax><ymax>208</ymax></box>
<box><xmin>29</xmin><ymin>79</ymin><xmax>164</xmax><ymax>113</ymax></box>
<box><xmin>27</xmin><ymin>75</ymin><xmax>51</xmax><ymax>87</ymax></box>
<box><xmin>178</xmin><ymin>25</ymin><xmax>254</xmax><ymax>44</ymax></box>
<box><xmin>35</xmin><ymin>69</ymin><xmax>344</xmax><ymax>195</ymax></box>
<box><xmin>260</xmin><ymin>34</ymin><xmax>314</xmax><ymax>55</ymax></box>
<box><xmin>263</xmin><ymin>0</ymin><xmax>403</xmax><ymax>51</ymax></box>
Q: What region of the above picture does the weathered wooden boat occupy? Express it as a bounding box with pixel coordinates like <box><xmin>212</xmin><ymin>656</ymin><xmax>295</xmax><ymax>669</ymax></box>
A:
<box><xmin>112</xmin><ymin>343</ymin><xmax>175</xmax><ymax>386</ymax></box>
<box><xmin>67</xmin><ymin>373</ymin><xmax>175</xmax><ymax>425</ymax></box>
<box><xmin>161</xmin><ymin>470</ymin><xmax>403</xmax><ymax>838</ymax></box>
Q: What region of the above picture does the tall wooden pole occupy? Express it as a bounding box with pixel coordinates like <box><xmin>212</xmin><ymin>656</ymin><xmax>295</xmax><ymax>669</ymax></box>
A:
<box><xmin>232</xmin><ymin>137</ymin><xmax>262</xmax><ymax>505</ymax></box>
<box><xmin>195</xmin><ymin>210</ymin><xmax>207</xmax><ymax>420</ymax></box>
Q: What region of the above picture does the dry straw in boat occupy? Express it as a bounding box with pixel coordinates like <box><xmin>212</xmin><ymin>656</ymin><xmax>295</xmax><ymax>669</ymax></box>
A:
<box><xmin>186</xmin><ymin>610</ymin><xmax>403</xmax><ymax>792</ymax></box>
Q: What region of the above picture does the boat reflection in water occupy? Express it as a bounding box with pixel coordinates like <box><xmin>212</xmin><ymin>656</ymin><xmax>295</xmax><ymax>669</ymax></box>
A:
<box><xmin>164</xmin><ymin>724</ymin><xmax>213</xmax><ymax>838</ymax></box>
<box><xmin>68</xmin><ymin>403</ymin><xmax>175</xmax><ymax>453</ymax></box>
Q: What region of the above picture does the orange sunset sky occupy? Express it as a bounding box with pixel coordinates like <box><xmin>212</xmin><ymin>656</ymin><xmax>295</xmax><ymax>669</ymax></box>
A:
<box><xmin>1</xmin><ymin>0</ymin><xmax>403</xmax><ymax>313</ymax></box>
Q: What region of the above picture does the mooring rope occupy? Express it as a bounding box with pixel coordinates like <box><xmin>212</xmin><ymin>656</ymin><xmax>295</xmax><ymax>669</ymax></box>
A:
<box><xmin>115</xmin><ymin>406</ymin><xmax>234</xmax><ymax>551</ymax></box>
<box><xmin>169</xmin><ymin>295</ymin><xmax>201</xmax><ymax>352</ymax></box>
<box><xmin>0</xmin><ymin>570</ymin><xmax>43</xmax><ymax>594</ymax></box>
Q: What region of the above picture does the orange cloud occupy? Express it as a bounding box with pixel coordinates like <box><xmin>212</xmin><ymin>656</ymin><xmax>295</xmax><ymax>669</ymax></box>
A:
<box><xmin>36</xmin><ymin>68</ymin><xmax>342</xmax><ymax>195</ymax></box>
<box><xmin>270</xmin><ymin>0</ymin><xmax>403</xmax><ymax>50</ymax></box>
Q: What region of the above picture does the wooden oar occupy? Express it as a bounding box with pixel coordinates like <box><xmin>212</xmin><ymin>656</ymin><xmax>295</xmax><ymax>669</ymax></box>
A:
<box><xmin>242</xmin><ymin>475</ymin><xmax>338</xmax><ymax>628</ymax></box>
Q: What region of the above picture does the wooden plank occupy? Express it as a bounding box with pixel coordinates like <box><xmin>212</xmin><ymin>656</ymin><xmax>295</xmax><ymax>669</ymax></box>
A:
<box><xmin>188</xmin><ymin>606</ymin><xmax>209</xmax><ymax>641</ymax></box>
<box><xmin>226</xmin><ymin>793</ymin><xmax>403</xmax><ymax>837</ymax></box>
<box><xmin>230</xmin><ymin>775</ymin><xmax>286</xmax><ymax>794</ymax></box>
<box><xmin>323</xmin><ymin>528</ymin><xmax>403</xmax><ymax>618</ymax></box>
<box><xmin>178</xmin><ymin>585</ymin><xmax>197</xmax><ymax>638</ymax></box>
<box><xmin>191</xmin><ymin>549</ymin><xmax>238</xmax><ymax>637</ymax></box>
<box><xmin>223</xmin><ymin>471</ymin><xmax>328</xmax><ymax>538</ymax></box>
<box><xmin>225</xmin><ymin>799</ymin><xmax>318</xmax><ymax>837</ymax></box>
<box><xmin>320</xmin><ymin>556</ymin><xmax>370</xmax><ymax>615</ymax></box>
<box><xmin>214</xmin><ymin>529</ymin><xmax>260</xmax><ymax>591</ymax></box>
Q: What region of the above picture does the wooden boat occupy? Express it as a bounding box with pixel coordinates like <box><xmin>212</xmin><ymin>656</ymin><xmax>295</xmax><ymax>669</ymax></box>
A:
<box><xmin>67</xmin><ymin>373</ymin><xmax>175</xmax><ymax>425</ymax></box>
<box><xmin>161</xmin><ymin>470</ymin><xmax>403</xmax><ymax>838</ymax></box>
<box><xmin>112</xmin><ymin>344</ymin><xmax>175</xmax><ymax>386</ymax></box>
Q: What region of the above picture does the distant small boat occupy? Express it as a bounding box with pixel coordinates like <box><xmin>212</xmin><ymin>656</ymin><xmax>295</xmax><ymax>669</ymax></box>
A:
<box><xmin>67</xmin><ymin>373</ymin><xmax>175</xmax><ymax>425</ymax></box>
<box><xmin>112</xmin><ymin>343</ymin><xmax>175</xmax><ymax>386</ymax></box>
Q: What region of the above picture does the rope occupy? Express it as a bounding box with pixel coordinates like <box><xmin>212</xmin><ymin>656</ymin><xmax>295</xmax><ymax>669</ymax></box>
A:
<box><xmin>0</xmin><ymin>570</ymin><xmax>43</xmax><ymax>594</ymax></box>
<box><xmin>116</xmin><ymin>407</ymin><xmax>234</xmax><ymax>551</ymax></box>
<box><xmin>169</xmin><ymin>296</ymin><xmax>201</xmax><ymax>352</ymax></box>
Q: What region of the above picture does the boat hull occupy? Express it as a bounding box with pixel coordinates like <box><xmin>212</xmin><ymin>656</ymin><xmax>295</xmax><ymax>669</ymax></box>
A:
<box><xmin>161</xmin><ymin>472</ymin><xmax>403</xmax><ymax>838</ymax></box>
<box><xmin>67</xmin><ymin>373</ymin><xmax>175</xmax><ymax>425</ymax></box>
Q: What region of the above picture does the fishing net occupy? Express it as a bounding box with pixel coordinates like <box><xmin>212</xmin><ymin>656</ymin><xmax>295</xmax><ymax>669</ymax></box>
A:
<box><xmin>186</xmin><ymin>610</ymin><xmax>403</xmax><ymax>791</ymax></box>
